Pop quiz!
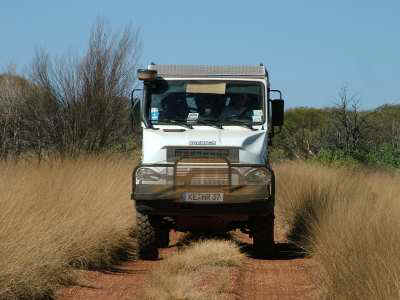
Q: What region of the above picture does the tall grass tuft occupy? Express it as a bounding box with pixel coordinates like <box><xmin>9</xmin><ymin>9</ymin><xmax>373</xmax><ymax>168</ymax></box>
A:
<box><xmin>275</xmin><ymin>161</ymin><xmax>400</xmax><ymax>299</ymax></box>
<box><xmin>0</xmin><ymin>156</ymin><xmax>136</xmax><ymax>299</ymax></box>
<box><xmin>145</xmin><ymin>239</ymin><xmax>243</xmax><ymax>300</ymax></box>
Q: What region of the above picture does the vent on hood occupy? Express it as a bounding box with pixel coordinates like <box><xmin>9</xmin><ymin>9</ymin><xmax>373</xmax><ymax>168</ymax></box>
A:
<box><xmin>167</xmin><ymin>147</ymin><xmax>239</xmax><ymax>163</ymax></box>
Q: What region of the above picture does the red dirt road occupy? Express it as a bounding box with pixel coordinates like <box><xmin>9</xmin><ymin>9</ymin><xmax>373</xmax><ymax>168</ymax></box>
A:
<box><xmin>58</xmin><ymin>218</ymin><xmax>318</xmax><ymax>299</ymax></box>
<box><xmin>235</xmin><ymin>239</ymin><xmax>317</xmax><ymax>299</ymax></box>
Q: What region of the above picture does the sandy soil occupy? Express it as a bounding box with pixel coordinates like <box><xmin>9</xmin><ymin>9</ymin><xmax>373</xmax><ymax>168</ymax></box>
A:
<box><xmin>58</xmin><ymin>217</ymin><xmax>318</xmax><ymax>299</ymax></box>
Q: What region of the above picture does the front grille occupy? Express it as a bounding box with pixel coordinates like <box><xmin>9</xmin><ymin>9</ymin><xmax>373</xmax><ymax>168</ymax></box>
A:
<box><xmin>167</xmin><ymin>147</ymin><xmax>239</xmax><ymax>163</ymax></box>
<box><xmin>175</xmin><ymin>167</ymin><xmax>230</xmax><ymax>186</ymax></box>
<box><xmin>190</xmin><ymin>178</ymin><xmax>228</xmax><ymax>185</ymax></box>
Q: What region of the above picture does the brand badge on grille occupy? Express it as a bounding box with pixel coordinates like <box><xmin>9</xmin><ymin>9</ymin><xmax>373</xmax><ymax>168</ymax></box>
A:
<box><xmin>189</xmin><ymin>141</ymin><xmax>217</xmax><ymax>146</ymax></box>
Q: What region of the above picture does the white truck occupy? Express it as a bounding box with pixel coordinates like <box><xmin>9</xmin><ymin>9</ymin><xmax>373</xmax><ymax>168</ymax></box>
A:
<box><xmin>132</xmin><ymin>64</ymin><xmax>284</xmax><ymax>259</ymax></box>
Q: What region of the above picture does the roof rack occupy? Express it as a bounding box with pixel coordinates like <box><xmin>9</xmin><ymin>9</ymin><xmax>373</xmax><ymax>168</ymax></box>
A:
<box><xmin>148</xmin><ymin>64</ymin><xmax>266</xmax><ymax>79</ymax></box>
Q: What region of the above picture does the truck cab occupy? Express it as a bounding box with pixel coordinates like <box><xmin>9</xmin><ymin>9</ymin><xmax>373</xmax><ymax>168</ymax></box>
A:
<box><xmin>132</xmin><ymin>64</ymin><xmax>284</xmax><ymax>259</ymax></box>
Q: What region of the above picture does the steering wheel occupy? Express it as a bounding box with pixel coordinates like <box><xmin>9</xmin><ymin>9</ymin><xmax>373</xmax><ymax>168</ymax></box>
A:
<box><xmin>238</xmin><ymin>107</ymin><xmax>252</xmax><ymax>119</ymax></box>
<box><xmin>187</xmin><ymin>107</ymin><xmax>198</xmax><ymax>113</ymax></box>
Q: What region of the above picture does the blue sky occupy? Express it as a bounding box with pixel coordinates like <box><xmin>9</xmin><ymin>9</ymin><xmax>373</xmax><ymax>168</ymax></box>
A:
<box><xmin>1</xmin><ymin>0</ymin><xmax>399</xmax><ymax>109</ymax></box>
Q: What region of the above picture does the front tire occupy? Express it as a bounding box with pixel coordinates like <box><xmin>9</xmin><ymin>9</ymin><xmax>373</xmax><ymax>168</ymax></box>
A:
<box><xmin>252</xmin><ymin>215</ymin><xmax>275</xmax><ymax>257</ymax></box>
<box><xmin>136</xmin><ymin>211</ymin><xmax>159</xmax><ymax>260</ymax></box>
<box><xmin>158</xmin><ymin>228</ymin><xmax>170</xmax><ymax>248</ymax></box>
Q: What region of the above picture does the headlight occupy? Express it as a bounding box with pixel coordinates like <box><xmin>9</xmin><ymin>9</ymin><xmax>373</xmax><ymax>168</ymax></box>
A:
<box><xmin>136</xmin><ymin>167</ymin><xmax>165</xmax><ymax>185</ymax></box>
<box><xmin>244</xmin><ymin>168</ymin><xmax>271</xmax><ymax>185</ymax></box>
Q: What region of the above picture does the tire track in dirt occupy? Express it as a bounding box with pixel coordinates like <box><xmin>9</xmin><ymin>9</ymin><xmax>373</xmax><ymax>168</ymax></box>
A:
<box><xmin>57</xmin><ymin>232</ymin><xmax>186</xmax><ymax>300</ymax></box>
<box><xmin>58</xmin><ymin>218</ymin><xmax>318</xmax><ymax>299</ymax></box>
<box><xmin>233</xmin><ymin>235</ymin><xmax>318</xmax><ymax>300</ymax></box>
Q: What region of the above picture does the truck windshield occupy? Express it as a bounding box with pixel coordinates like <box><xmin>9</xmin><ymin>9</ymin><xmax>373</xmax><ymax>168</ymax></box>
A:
<box><xmin>145</xmin><ymin>80</ymin><xmax>264</xmax><ymax>127</ymax></box>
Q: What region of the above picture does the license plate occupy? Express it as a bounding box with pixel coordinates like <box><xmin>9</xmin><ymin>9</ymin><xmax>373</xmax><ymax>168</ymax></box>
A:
<box><xmin>183</xmin><ymin>192</ymin><xmax>224</xmax><ymax>202</ymax></box>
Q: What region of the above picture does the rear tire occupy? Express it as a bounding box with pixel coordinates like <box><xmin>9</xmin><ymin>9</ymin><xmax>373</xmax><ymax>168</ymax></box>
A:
<box><xmin>252</xmin><ymin>215</ymin><xmax>275</xmax><ymax>257</ymax></box>
<box><xmin>136</xmin><ymin>211</ymin><xmax>159</xmax><ymax>260</ymax></box>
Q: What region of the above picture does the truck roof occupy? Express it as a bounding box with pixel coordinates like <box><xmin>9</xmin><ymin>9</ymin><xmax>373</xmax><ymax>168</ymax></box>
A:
<box><xmin>147</xmin><ymin>64</ymin><xmax>267</xmax><ymax>79</ymax></box>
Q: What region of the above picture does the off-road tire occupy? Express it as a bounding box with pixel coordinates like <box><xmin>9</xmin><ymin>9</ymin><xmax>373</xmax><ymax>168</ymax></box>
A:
<box><xmin>136</xmin><ymin>212</ymin><xmax>159</xmax><ymax>260</ymax></box>
<box><xmin>158</xmin><ymin>228</ymin><xmax>170</xmax><ymax>248</ymax></box>
<box><xmin>252</xmin><ymin>215</ymin><xmax>275</xmax><ymax>257</ymax></box>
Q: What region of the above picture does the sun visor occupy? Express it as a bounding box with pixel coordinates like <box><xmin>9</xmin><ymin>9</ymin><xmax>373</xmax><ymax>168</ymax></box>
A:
<box><xmin>186</xmin><ymin>83</ymin><xmax>226</xmax><ymax>94</ymax></box>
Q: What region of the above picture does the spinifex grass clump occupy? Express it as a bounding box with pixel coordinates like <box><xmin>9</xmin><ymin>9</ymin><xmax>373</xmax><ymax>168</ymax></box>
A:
<box><xmin>275</xmin><ymin>161</ymin><xmax>400</xmax><ymax>299</ymax></box>
<box><xmin>146</xmin><ymin>239</ymin><xmax>243</xmax><ymax>300</ymax></box>
<box><xmin>0</xmin><ymin>156</ymin><xmax>136</xmax><ymax>299</ymax></box>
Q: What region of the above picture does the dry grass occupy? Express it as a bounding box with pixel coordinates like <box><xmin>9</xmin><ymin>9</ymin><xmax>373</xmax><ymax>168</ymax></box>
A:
<box><xmin>0</xmin><ymin>155</ymin><xmax>137</xmax><ymax>299</ymax></box>
<box><xmin>275</xmin><ymin>161</ymin><xmax>400</xmax><ymax>299</ymax></box>
<box><xmin>3</xmin><ymin>154</ymin><xmax>400</xmax><ymax>299</ymax></box>
<box><xmin>145</xmin><ymin>239</ymin><xmax>244</xmax><ymax>300</ymax></box>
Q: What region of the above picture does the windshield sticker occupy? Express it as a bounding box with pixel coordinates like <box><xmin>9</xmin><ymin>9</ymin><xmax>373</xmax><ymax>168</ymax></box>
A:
<box><xmin>186</xmin><ymin>83</ymin><xmax>226</xmax><ymax>94</ymax></box>
<box><xmin>252</xmin><ymin>115</ymin><xmax>262</xmax><ymax>123</ymax></box>
<box><xmin>253</xmin><ymin>110</ymin><xmax>263</xmax><ymax>116</ymax></box>
<box><xmin>151</xmin><ymin>108</ymin><xmax>159</xmax><ymax>121</ymax></box>
<box><xmin>187</xmin><ymin>112</ymin><xmax>199</xmax><ymax>122</ymax></box>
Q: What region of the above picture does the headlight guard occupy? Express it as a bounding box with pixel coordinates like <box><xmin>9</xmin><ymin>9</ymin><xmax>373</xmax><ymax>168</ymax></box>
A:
<box><xmin>243</xmin><ymin>168</ymin><xmax>272</xmax><ymax>186</ymax></box>
<box><xmin>135</xmin><ymin>167</ymin><xmax>172</xmax><ymax>185</ymax></box>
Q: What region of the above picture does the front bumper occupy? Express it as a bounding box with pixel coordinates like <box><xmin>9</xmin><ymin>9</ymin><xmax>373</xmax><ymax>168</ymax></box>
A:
<box><xmin>135</xmin><ymin>199</ymin><xmax>274</xmax><ymax>216</ymax></box>
<box><xmin>133</xmin><ymin>184</ymin><xmax>271</xmax><ymax>202</ymax></box>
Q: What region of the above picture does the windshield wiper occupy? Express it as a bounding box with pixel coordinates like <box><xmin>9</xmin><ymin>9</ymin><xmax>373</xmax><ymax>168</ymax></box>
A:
<box><xmin>163</xmin><ymin>119</ymin><xmax>193</xmax><ymax>129</ymax></box>
<box><xmin>194</xmin><ymin>119</ymin><xmax>223</xmax><ymax>129</ymax></box>
<box><xmin>222</xmin><ymin>119</ymin><xmax>257</xmax><ymax>130</ymax></box>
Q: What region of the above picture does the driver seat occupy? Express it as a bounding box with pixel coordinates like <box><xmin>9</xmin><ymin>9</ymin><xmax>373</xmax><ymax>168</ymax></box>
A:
<box><xmin>161</xmin><ymin>93</ymin><xmax>188</xmax><ymax>119</ymax></box>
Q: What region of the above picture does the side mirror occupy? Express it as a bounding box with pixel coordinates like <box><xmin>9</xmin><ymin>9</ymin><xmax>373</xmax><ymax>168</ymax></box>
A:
<box><xmin>271</xmin><ymin>99</ymin><xmax>284</xmax><ymax>127</ymax></box>
<box><xmin>130</xmin><ymin>89</ymin><xmax>142</xmax><ymax>132</ymax></box>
